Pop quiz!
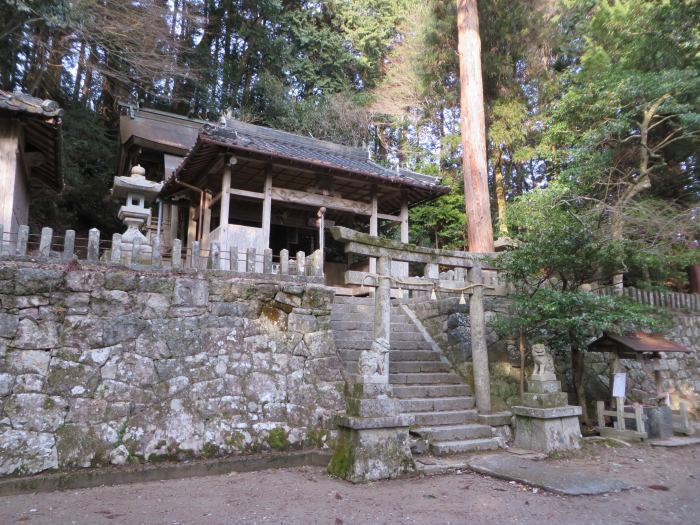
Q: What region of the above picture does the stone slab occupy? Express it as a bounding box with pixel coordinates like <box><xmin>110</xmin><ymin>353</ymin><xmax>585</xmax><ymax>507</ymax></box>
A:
<box><xmin>468</xmin><ymin>453</ymin><xmax>632</xmax><ymax>496</ymax></box>
<box><xmin>477</xmin><ymin>411</ymin><xmax>513</xmax><ymax>426</ymax></box>
<box><xmin>335</xmin><ymin>414</ymin><xmax>414</xmax><ymax>430</ymax></box>
<box><xmin>649</xmin><ymin>436</ymin><xmax>700</xmax><ymax>448</ymax></box>
<box><xmin>346</xmin><ymin>397</ymin><xmax>399</xmax><ymax>418</ymax></box>
<box><xmin>527</xmin><ymin>380</ymin><xmax>561</xmax><ymax>394</ymax></box>
<box><xmin>512</xmin><ymin>405</ymin><xmax>582</xmax><ymax>419</ymax></box>
<box><xmin>0</xmin><ymin>450</ymin><xmax>331</xmax><ymax>497</ymax></box>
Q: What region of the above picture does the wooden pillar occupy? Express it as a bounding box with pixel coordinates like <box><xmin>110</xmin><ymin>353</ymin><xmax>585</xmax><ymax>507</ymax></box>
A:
<box><xmin>262</xmin><ymin>171</ymin><xmax>272</xmax><ymax>248</ymax></box>
<box><xmin>220</xmin><ymin>161</ymin><xmax>232</xmax><ymax>229</ymax></box>
<box><xmin>202</xmin><ymin>191</ymin><xmax>212</xmax><ymax>245</ymax></box>
<box><xmin>400</xmin><ymin>199</ymin><xmax>409</xmax><ymax>244</ymax></box>
<box><xmin>369</xmin><ymin>190</ymin><xmax>378</xmax><ymax>274</ymax></box>
<box><xmin>469</xmin><ymin>264</ymin><xmax>491</xmax><ymax>413</ymax></box>
<box><xmin>186</xmin><ymin>206</ymin><xmax>197</xmax><ymax>264</ymax></box>
<box><xmin>0</xmin><ymin>119</ymin><xmax>20</xmax><ymax>233</ymax></box>
<box><xmin>169</xmin><ymin>204</ymin><xmax>179</xmax><ymax>247</ymax></box>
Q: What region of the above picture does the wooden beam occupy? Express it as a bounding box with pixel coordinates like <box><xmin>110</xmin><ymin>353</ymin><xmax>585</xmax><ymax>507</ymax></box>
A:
<box><xmin>227</xmin><ymin>184</ymin><xmax>375</xmax><ymax>216</ymax></box>
<box><xmin>229</xmin><ymin>187</ymin><xmax>265</xmax><ymax>200</ymax></box>
<box><xmin>270</xmin><ymin>187</ymin><xmax>372</xmax><ymax>215</ymax></box>
<box><xmin>377</xmin><ymin>213</ymin><xmax>401</xmax><ymax>222</ymax></box>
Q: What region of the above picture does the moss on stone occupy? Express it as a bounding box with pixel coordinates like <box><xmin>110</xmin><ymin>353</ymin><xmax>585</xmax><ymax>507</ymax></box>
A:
<box><xmin>260</xmin><ymin>305</ymin><xmax>287</xmax><ymax>329</ymax></box>
<box><xmin>201</xmin><ymin>443</ymin><xmax>221</xmax><ymax>459</ymax></box>
<box><xmin>267</xmin><ymin>427</ymin><xmax>290</xmax><ymax>451</ymax></box>
<box><xmin>489</xmin><ymin>362</ymin><xmax>521</xmax><ymax>411</ymax></box>
<box><xmin>305</xmin><ymin>427</ymin><xmax>328</xmax><ymax>448</ymax></box>
<box><xmin>327</xmin><ymin>430</ymin><xmax>354</xmax><ymax>479</ymax></box>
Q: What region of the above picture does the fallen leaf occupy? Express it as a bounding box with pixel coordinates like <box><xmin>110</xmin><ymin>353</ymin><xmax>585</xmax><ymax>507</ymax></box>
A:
<box><xmin>335</xmin><ymin>519</ymin><xmax>343</xmax><ymax>525</ymax></box>
<box><xmin>648</xmin><ymin>485</ymin><xmax>670</xmax><ymax>491</ymax></box>
<box><xmin>335</xmin><ymin>493</ymin><xmax>343</xmax><ymax>500</ymax></box>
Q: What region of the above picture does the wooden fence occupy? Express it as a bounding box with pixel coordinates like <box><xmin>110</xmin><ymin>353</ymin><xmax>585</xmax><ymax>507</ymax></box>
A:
<box><xmin>597</xmin><ymin>285</ymin><xmax>700</xmax><ymax>313</ymax></box>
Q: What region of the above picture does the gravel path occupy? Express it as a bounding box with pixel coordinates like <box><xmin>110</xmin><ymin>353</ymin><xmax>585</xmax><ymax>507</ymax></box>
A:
<box><xmin>0</xmin><ymin>442</ymin><xmax>698</xmax><ymax>525</ymax></box>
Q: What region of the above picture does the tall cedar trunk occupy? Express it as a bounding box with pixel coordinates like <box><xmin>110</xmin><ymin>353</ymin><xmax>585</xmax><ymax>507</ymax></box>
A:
<box><xmin>571</xmin><ymin>344</ymin><xmax>589</xmax><ymax>425</ymax></box>
<box><xmin>81</xmin><ymin>43</ymin><xmax>95</xmax><ymax>106</ymax></box>
<box><xmin>518</xmin><ymin>330</ymin><xmax>526</xmax><ymax>400</ymax></box>
<box><xmin>72</xmin><ymin>41</ymin><xmax>86</xmax><ymax>102</ymax></box>
<box><xmin>457</xmin><ymin>0</ymin><xmax>494</xmax><ymax>252</ymax></box>
<box><xmin>494</xmin><ymin>153</ymin><xmax>508</xmax><ymax>236</ymax></box>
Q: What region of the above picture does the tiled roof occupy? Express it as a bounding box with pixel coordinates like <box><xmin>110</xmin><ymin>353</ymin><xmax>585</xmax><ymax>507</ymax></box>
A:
<box><xmin>0</xmin><ymin>90</ymin><xmax>63</xmax><ymax>117</ymax></box>
<box><xmin>195</xmin><ymin>118</ymin><xmax>449</xmax><ymax>194</ymax></box>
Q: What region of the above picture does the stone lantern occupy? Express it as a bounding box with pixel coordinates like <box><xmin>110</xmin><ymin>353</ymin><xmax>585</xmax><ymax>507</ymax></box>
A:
<box><xmin>111</xmin><ymin>164</ymin><xmax>162</xmax><ymax>259</ymax></box>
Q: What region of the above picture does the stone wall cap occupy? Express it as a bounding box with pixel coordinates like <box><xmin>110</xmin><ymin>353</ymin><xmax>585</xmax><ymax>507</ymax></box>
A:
<box><xmin>512</xmin><ymin>405</ymin><xmax>582</xmax><ymax>419</ymax></box>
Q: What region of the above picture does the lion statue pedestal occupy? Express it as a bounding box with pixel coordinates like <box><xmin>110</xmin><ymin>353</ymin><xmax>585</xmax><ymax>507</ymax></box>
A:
<box><xmin>512</xmin><ymin>344</ymin><xmax>582</xmax><ymax>453</ymax></box>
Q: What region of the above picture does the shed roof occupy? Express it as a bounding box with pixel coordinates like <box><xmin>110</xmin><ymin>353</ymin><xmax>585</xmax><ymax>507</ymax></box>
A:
<box><xmin>588</xmin><ymin>332</ymin><xmax>691</xmax><ymax>358</ymax></box>
<box><xmin>0</xmin><ymin>90</ymin><xmax>63</xmax><ymax>191</ymax></box>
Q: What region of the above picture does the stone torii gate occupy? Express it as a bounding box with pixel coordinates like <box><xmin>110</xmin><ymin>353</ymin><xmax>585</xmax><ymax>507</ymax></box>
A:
<box><xmin>327</xmin><ymin>227</ymin><xmax>498</xmax><ymax>482</ymax></box>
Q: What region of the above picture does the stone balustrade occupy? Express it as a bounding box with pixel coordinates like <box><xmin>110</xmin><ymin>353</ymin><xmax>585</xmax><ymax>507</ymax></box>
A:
<box><xmin>0</xmin><ymin>225</ymin><xmax>324</xmax><ymax>279</ymax></box>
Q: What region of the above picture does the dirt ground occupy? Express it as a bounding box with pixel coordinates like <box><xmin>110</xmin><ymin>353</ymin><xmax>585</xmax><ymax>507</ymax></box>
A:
<box><xmin>0</xmin><ymin>442</ymin><xmax>698</xmax><ymax>525</ymax></box>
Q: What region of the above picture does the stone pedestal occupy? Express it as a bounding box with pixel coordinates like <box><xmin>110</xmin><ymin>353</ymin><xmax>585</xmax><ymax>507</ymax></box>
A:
<box><xmin>512</xmin><ymin>379</ymin><xmax>582</xmax><ymax>454</ymax></box>
<box><xmin>328</xmin><ymin>383</ymin><xmax>415</xmax><ymax>483</ymax></box>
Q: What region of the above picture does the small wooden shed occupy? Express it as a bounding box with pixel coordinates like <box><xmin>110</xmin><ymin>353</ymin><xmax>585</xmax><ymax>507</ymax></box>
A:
<box><xmin>589</xmin><ymin>332</ymin><xmax>692</xmax><ymax>438</ymax></box>
<box><xmin>0</xmin><ymin>90</ymin><xmax>63</xmax><ymax>235</ymax></box>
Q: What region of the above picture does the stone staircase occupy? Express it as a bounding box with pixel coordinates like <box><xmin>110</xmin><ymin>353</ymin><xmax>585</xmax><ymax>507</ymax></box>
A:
<box><xmin>331</xmin><ymin>295</ymin><xmax>500</xmax><ymax>456</ymax></box>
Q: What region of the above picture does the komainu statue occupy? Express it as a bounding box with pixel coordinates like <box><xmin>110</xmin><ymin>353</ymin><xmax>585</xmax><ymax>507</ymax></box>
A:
<box><xmin>359</xmin><ymin>337</ymin><xmax>390</xmax><ymax>382</ymax></box>
<box><xmin>531</xmin><ymin>343</ymin><xmax>557</xmax><ymax>381</ymax></box>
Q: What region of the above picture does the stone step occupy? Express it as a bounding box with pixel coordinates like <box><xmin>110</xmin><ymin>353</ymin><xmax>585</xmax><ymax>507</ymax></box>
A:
<box><xmin>393</xmin><ymin>384</ymin><xmax>471</xmax><ymax>398</ymax></box>
<box><xmin>332</xmin><ymin>296</ymin><xmax>375</xmax><ymax>305</ymax></box>
<box><xmin>341</xmin><ymin>361</ymin><xmax>453</xmax><ymax>376</ymax></box>
<box><xmin>430</xmin><ymin>437</ymin><xmax>501</xmax><ymax>456</ymax></box>
<box><xmin>390</xmin><ymin>372</ymin><xmax>462</xmax><ymax>384</ymax></box>
<box><xmin>330</xmin><ymin>323</ymin><xmax>419</xmax><ymax>333</ymax></box>
<box><xmin>397</xmin><ymin>396</ymin><xmax>475</xmax><ymax>413</ymax></box>
<box><xmin>391</xmin><ymin>341</ymin><xmax>436</xmax><ymax>351</ymax></box>
<box><xmin>331</xmin><ymin>305</ymin><xmax>408</xmax><ymax>315</ymax></box>
<box><xmin>391</xmin><ymin>361</ymin><xmax>451</xmax><ymax>373</ymax></box>
<box><xmin>336</xmin><ymin>340</ymin><xmax>433</xmax><ymax>351</ymax></box>
<box><xmin>405</xmin><ymin>409</ymin><xmax>478</xmax><ymax>426</ymax></box>
<box><xmin>412</xmin><ymin>423</ymin><xmax>491</xmax><ymax>441</ymax></box>
<box><xmin>340</xmin><ymin>350</ymin><xmax>442</xmax><ymax>364</ymax></box>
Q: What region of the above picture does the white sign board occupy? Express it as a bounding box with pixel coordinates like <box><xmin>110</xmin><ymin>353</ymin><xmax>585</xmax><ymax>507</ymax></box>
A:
<box><xmin>612</xmin><ymin>372</ymin><xmax>627</xmax><ymax>398</ymax></box>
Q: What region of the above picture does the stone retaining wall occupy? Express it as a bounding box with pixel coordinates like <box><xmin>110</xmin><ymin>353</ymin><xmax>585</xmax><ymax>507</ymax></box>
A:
<box><xmin>0</xmin><ymin>261</ymin><xmax>344</xmax><ymax>477</ymax></box>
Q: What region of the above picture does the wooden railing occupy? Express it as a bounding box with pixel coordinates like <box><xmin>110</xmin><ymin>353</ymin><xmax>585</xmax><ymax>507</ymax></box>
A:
<box><xmin>0</xmin><ymin>224</ymin><xmax>323</xmax><ymax>278</ymax></box>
